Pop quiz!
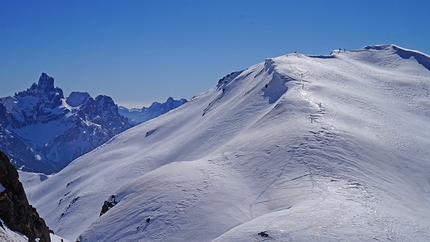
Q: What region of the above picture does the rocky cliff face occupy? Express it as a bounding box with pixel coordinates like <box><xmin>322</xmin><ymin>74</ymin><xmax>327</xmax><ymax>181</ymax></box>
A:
<box><xmin>0</xmin><ymin>73</ymin><xmax>134</xmax><ymax>174</ymax></box>
<box><xmin>0</xmin><ymin>151</ymin><xmax>51</xmax><ymax>242</ymax></box>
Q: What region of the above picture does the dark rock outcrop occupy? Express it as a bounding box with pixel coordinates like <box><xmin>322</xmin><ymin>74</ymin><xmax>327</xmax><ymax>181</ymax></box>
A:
<box><xmin>99</xmin><ymin>194</ymin><xmax>118</xmax><ymax>217</ymax></box>
<box><xmin>0</xmin><ymin>151</ymin><xmax>51</xmax><ymax>242</ymax></box>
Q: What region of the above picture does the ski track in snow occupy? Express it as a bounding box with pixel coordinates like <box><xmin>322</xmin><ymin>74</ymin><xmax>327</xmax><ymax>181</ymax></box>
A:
<box><xmin>19</xmin><ymin>44</ymin><xmax>430</xmax><ymax>241</ymax></box>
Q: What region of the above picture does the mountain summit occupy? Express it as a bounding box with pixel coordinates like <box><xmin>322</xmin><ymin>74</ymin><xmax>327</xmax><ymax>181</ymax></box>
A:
<box><xmin>0</xmin><ymin>73</ymin><xmax>133</xmax><ymax>173</ymax></box>
<box><xmin>35</xmin><ymin>73</ymin><xmax>58</xmax><ymax>96</ymax></box>
<box><xmin>23</xmin><ymin>45</ymin><xmax>430</xmax><ymax>241</ymax></box>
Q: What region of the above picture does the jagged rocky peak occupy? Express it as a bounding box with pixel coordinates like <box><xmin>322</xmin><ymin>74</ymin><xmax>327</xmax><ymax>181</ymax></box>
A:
<box><xmin>0</xmin><ymin>73</ymin><xmax>134</xmax><ymax>174</ymax></box>
<box><xmin>95</xmin><ymin>95</ymin><xmax>117</xmax><ymax>110</ymax></box>
<box><xmin>37</xmin><ymin>73</ymin><xmax>55</xmax><ymax>93</ymax></box>
<box><xmin>88</xmin><ymin>95</ymin><xmax>119</xmax><ymax>118</ymax></box>
<box><xmin>27</xmin><ymin>73</ymin><xmax>64</xmax><ymax>98</ymax></box>
<box><xmin>20</xmin><ymin>73</ymin><xmax>64</xmax><ymax>108</ymax></box>
<box><xmin>0</xmin><ymin>151</ymin><xmax>51</xmax><ymax>242</ymax></box>
<box><xmin>66</xmin><ymin>91</ymin><xmax>91</xmax><ymax>107</ymax></box>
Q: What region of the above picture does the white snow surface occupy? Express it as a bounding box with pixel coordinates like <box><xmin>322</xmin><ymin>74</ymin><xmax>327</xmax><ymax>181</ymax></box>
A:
<box><xmin>22</xmin><ymin>44</ymin><xmax>430</xmax><ymax>241</ymax></box>
<box><xmin>0</xmin><ymin>220</ymin><xmax>28</xmax><ymax>242</ymax></box>
<box><xmin>0</xmin><ymin>220</ymin><xmax>69</xmax><ymax>242</ymax></box>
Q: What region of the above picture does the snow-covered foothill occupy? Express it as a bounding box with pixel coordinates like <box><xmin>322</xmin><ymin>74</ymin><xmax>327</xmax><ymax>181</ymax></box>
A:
<box><xmin>22</xmin><ymin>44</ymin><xmax>430</xmax><ymax>241</ymax></box>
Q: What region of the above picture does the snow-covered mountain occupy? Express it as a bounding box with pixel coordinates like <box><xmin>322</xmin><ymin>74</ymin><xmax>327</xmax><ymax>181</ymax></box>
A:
<box><xmin>0</xmin><ymin>73</ymin><xmax>133</xmax><ymax>173</ymax></box>
<box><xmin>22</xmin><ymin>45</ymin><xmax>430</xmax><ymax>241</ymax></box>
<box><xmin>119</xmin><ymin>97</ymin><xmax>187</xmax><ymax>124</ymax></box>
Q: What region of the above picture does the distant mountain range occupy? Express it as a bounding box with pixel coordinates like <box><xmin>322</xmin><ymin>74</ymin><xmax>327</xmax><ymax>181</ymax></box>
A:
<box><xmin>119</xmin><ymin>97</ymin><xmax>187</xmax><ymax>124</ymax></box>
<box><xmin>0</xmin><ymin>73</ymin><xmax>186</xmax><ymax>174</ymax></box>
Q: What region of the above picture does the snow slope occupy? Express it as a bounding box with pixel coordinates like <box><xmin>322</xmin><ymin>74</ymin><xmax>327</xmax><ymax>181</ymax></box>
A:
<box><xmin>22</xmin><ymin>44</ymin><xmax>430</xmax><ymax>241</ymax></box>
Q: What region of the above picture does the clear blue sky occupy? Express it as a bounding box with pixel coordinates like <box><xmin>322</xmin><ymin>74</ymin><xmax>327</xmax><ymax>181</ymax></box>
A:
<box><xmin>1</xmin><ymin>0</ymin><xmax>429</xmax><ymax>108</ymax></box>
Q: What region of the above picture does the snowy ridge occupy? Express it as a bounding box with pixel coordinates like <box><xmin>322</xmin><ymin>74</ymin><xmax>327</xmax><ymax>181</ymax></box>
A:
<box><xmin>23</xmin><ymin>45</ymin><xmax>430</xmax><ymax>241</ymax></box>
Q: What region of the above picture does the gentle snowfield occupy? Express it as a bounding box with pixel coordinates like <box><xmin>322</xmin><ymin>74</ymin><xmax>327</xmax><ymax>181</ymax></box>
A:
<box><xmin>21</xmin><ymin>45</ymin><xmax>430</xmax><ymax>241</ymax></box>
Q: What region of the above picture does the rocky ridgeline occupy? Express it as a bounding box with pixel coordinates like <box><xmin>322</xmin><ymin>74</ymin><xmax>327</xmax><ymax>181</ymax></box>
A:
<box><xmin>0</xmin><ymin>151</ymin><xmax>51</xmax><ymax>242</ymax></box>
<box><xmin>0</xmin><ymin>73</ymin><xmax>187</xmax><ymax>174</ymax></box>
<box><xmin>0</xmin><ymin>73</ymin><xmax>133</xmax><ymax>174</ymax></box>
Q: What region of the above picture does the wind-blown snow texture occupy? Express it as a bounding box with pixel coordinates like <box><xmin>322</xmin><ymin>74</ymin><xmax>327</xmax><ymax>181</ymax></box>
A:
<box><xmin>22</xmin><ymin>45</ymin><xmax>430</xmax><ymax>241</ymax></box>
<box><xmin>0</xmin><ymin>73</ymin><xmax>133</xmax><ymax>173</ymax></box>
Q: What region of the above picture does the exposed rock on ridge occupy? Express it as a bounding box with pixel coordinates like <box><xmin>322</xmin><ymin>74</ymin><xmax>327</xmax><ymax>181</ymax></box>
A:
<box><xmin>0</xmin><ymin>151</ymin><xmax>51</xmax><ymax>242</ymax></box>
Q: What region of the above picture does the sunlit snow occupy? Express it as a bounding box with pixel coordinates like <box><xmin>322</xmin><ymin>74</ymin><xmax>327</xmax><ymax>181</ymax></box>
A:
<box><xmin>21</xmin><ymin>44</ymin><xmax>430</xmax><ymax>241</ymax></box>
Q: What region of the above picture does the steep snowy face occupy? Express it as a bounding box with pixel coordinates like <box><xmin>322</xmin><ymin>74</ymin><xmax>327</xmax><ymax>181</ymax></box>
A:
<box><xmin>119</xmin><ymin>97</ymin><xmax>187</xmax><ymax>124</ymax></box>
<box><xmin>24</xmin><ymin>45</ymin><xmax>430</xmax><ymax>241</ymax></box>
<box><xmin>0</xmin><ymin>73</ymin><xmax>133</xmax><ymax>173</ymax></box>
